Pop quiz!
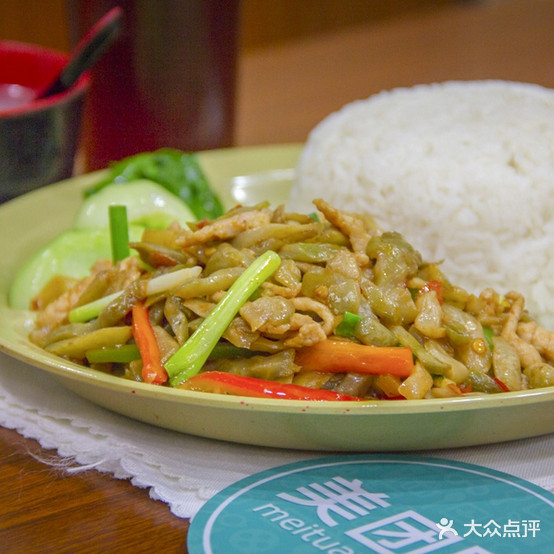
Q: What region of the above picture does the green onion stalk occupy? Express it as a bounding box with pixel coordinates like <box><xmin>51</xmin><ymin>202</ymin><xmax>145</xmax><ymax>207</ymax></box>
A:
<box><xmin>165</xmin><ymin>250</ymin><xmax>282</xmax><ymax>385</ymax></box>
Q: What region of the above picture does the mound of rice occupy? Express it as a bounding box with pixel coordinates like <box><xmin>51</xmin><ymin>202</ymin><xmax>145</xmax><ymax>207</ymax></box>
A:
<box><xmin>290</xmin><ymin>80</ymin><xmax>554</xmax><ymax>328</ymax></box>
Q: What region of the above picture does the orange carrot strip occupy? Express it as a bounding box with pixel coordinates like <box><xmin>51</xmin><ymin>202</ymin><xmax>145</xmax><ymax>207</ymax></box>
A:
<box><xmin>295</xmin><ymin>339</ymin><xmax>414</xmax><ymax>377</ymax></box>
<box><xmin>131</xmin><ymin>301</ymin><xmax>168</xmax><ymax>384</ymax></box>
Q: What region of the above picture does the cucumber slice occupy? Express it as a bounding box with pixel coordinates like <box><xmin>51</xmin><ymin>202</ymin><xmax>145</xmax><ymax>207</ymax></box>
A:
<box><xmin>74</xmin><ymin>180</ymin><xmax>196</xmax><ymax>229</ymax></box>
<box><xmin>9</xmin><ymin>225</ymin><xmax>144</xmax><ymax>310</ymax></box>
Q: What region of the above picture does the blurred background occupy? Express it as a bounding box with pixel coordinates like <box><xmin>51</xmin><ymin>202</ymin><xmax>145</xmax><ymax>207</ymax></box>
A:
<box><xmin>0</xmin><ymin>0</ymin><xmax>460</xmax><ymax>53</ymax></box>
<box><xmin>1</xmin><ymin>0</ymin><xmax>552</xmax><ymax>171</ymax></box>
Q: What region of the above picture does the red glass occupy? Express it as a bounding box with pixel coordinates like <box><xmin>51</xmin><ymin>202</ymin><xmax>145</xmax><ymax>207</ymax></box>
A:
<box><xmin>69</xmin><ymin>0</ymin><xmax>239</xmax><ymax>171</ymax></box>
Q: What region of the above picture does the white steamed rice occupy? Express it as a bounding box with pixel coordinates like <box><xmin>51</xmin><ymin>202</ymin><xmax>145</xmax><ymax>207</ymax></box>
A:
<box><xmin>290</xmin><ymin>80</ymin><xmax>554</xmax><ymax>328</ymax></box>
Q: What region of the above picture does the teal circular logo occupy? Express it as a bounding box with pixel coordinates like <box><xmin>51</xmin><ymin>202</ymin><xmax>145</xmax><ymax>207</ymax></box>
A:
<box><xmin>188</xmin><ymin>455</ymin><xmax>553</xmax><ymax>553</ymax></box>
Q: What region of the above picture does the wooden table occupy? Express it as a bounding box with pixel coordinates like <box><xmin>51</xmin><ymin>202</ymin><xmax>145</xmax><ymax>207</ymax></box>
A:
<box><xmin>1</xmin><ymin>0</ymin><xmax>553</xmax><ymax>551</ymax></box>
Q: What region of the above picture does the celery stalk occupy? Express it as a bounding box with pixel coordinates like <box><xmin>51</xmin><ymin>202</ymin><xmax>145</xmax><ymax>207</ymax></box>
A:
<box><xmin>165</xmin><ymin>251</ymin><xmax>281</xmax><ymax>385</ymax></box>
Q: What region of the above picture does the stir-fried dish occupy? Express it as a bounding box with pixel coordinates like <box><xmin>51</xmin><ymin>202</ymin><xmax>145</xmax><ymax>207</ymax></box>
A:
<box><xmin>28</xmin><ymin>199</ymin><xmax>554</xmax><ymax>401</ymax></box>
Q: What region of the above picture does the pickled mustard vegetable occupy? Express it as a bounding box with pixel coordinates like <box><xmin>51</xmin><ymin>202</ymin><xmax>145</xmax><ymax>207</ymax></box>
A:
<box><xmin>22</xmin><ymin>198</ymin><xmax>554</xmax><ymax>400</ymax></box>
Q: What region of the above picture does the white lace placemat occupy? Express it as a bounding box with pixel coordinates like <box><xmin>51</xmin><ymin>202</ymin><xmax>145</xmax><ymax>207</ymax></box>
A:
<box><xmin>0</xmin><ymin>351</ymin><xmax>552</xmax><ymax>519</ymax></box>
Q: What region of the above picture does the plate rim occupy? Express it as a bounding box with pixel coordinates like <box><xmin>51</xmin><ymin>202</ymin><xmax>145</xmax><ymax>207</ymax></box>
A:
<box><xmin>0</xmin><ymin>143</ymin><xmax>553</xmax><ymax>421</ymax></box>
<box><xmin>2</xmin><ymin>337</ymin><xmax>553</xmax><ymax>416</ymax></box>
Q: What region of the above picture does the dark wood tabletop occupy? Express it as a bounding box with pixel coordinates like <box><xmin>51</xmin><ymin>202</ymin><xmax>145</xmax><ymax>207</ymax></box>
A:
<box><xmin>1</xmin><ymin>1</ymin><xmax>553</xmax><ymax>551</ymax></box>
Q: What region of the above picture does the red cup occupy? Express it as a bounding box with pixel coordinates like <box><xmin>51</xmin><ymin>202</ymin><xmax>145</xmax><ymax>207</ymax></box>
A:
<box><xmin>0</xmin><ymin>40</ymin><xmax>89</xmax><ymax>203</ymax></box>
<box><xmin>68</xmin><ymin>0</ymin><xmax>239</xmax><ymax>171</ymax></box>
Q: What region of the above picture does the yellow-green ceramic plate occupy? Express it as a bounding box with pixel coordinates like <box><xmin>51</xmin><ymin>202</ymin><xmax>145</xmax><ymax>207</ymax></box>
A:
<box><xmin>1</xmin><ymin>144</ymin><xmax>553</xmax><ymax>451</ymax></box>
